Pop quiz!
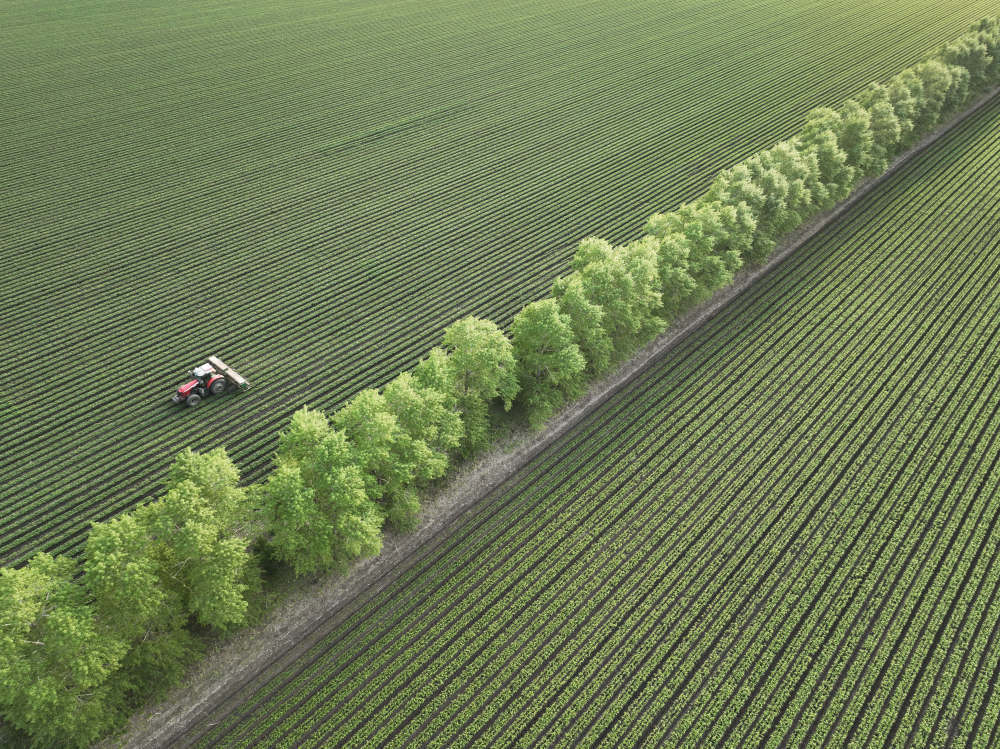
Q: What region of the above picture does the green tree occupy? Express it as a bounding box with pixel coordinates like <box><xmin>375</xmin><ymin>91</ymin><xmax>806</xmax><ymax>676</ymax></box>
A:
<box><xmin>84</xmin><ymin>514</ymin><xmax>202</xmax><ymax>707</ymax></box>
<box><xmin>648</xmin><ymin>230</ymin><xmax>698</xmax><ymax>321</ymax></box>
<box><xmin>511</xmin><ymin>298</ymin><xmax>586</xmax><ymax>427</ymax></box>
<box><xmin>969</xmin><ymin>17</ymin><xmax>1000</xmax><ymax>83</ymax></box>
<box><xmin>383</xmin><ymin>371</ymin><xmax>463</xmax><ymax>467</ymax></box>
<box><xmin>938</xmin><ymin>34</ymin><xmax>992</xmax><ymax>91</ymax></box>
<box><xmin>908</xmin><ymin>60</ymin><xmax>966</xmax><ymax>135</ymax></box>
<box><xmin>272</xmin><ymin>408</ymin><xmax>382</xmax><ymax>566</ymax></box>
<box><xmin>857</xmin><ymin>83</ymin><xmax>903</xmax><ymax>171</ymax></box>
<box><xmin>84</xmin><ymin>449</ymin><xmax>257</xmax><ymax>636</ymax></box>
<box><xmin>571</xmin><ymin>236</ymin><xmax>663</xmax><ymax>360</ymax></box>
<box><xmin>412</xmin><ymin>347</ymin><xmax>459</xmax><ymax>407</ymax></box>
<box><xmin>0</xmin><ymin>554</ymin><xmax>128</xmax><ymax>748</ymax></box>
<box><xmin>135</xmin><ymin>480</ymin><xmax>253</xmax><ymax>630</ymax></box>
<box><xmin>551</xmin><ymin>272</ymin><xmax>614</xmax><ymax>376</ymax></box>
<box><xmin>646</xmin><ymin>204</ymin><xmax>742</xmax><ymax>297</ymax></box>
<box><xmin>260</xmin><ymin>422</ymin><xmax>382</xmax><ymax>575</ymax></box>
<box><xmin>439</xmin><ymin>316</ymin><xmax>519</xmax><ymax>455</ymax></box>
<box><xmin>85</xmin><ymin>513</ymin><xmax>169</xmax><ymax>642</ymax></box>
<box><xmin>166</xmin><ymin>447</ymin><xmax>249</xmax><ymax>532</ymax></box>
<box><xmin>798</xmin><ymin>108</ymin><xmax>855</xmax><ymax>202</ymax></box>
<box><xmin>886</xmin><ymin>72</ymin><xmax>920</xmax><ymax>146</ymax></box>
<box><xmin>836</xmin><ymin>99</ymin><xmax>876</xmax><ymax>175</ymax></box>
<box><xmin>334</xmin><ymin>388</ymin><xmax>443</xmax><ymax>530</ymax></box>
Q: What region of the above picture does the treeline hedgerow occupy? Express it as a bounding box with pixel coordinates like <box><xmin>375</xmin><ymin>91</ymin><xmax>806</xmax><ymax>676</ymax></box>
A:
<box><xmin>2</xmin><ymin>17</ymin><xmax>999</xmax><ymax>748</ymax></box>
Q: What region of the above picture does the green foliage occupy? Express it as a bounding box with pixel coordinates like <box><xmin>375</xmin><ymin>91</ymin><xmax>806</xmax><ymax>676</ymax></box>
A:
<box><xmin>335</xmin><ymin>385</ymin><xmax>451</xmax><ymax>530</ymax></box>
<box><xmin>552</xmin><ymin>273</ymin><xmax>614</xmax><ymax>376</ymax></box>
<box><xmin>648</xmin><ymin>230</ymin><xmax>698</xmax><ymax>321</ymax></box>
<box><xmin>166</xmin><ymin>447</ymin><xmax>257</xmax><ymax>539</ymax></box>
<box><xmin>263</xmin><ymin>407</ymin><xmax>383</xmax><ymax>568</ymax></box>
<box><xmin>84</xmin><ymin>513</ymin><xmax>172</xmax><ymax>642</ymax></box>
<box><xmin>708</xmin><ymin>142</ymin><xmax>822</xmax><ymax>261</ymax></box>
<box><xmin>412</xmin><ymin>347</ymin><xmax>460</xmax><ymax>406</ymax></box>
<box><xmin>439</xmin><ymin>316</ymin><xmax>520</xmax><ymax>456</ymax></box>
<box><xmin>886</xmin><ymin>72</ymin><xmax>920</xmax><ymax>145</ymax></box>
<box><xmin>857</xmin><ymin>83</ymin><xmax>903</xmax><ymax>170</ymax></box>
<box><xmin>837</xmin><ymin>99</ymin><xmax>876</xmax><ymax>175</ymax></box>
<box><xmin>909</xmin><ymin>60</ymin><xmax>965</xmax><ymax>134</ymax></box>
<box><xmin>83</xmin><ymin>513</ymin><xmax>203</xmax><ymax>713</ymax></box>
<box><xmin>137</xmin><ymin>481</ymin><xmax>253</xmax><ymax>630</ymax></box>
<box><xmin>938</xmin><ymin>35</ymin><xmax>992</xmax><ymax>91</ymax></box>
<box><xmin>85</xmin><ymin>448</ymin><xmax>256</xmax><ymax>637</ymax></box>
<box><xmin>646</xmin><ymin>204</ymin><xmax>742</xmax><ymax>296</ymax></box>
<box><xmin>383</xmin><ymin>371</ymin><xmax>463</xmax><ymax>466</ymax></box>
<box><xmin>970</xmin><ymin>17</ymin><xmax>1000</xmax><ymax>83</ymax></box>
<box><xmin>0</xmin><ymin>554</ymin><xmax>127</xmax><ymax>748</ymax></box>
<box><xmin>511</xmin><ymin>298</ymin><xmax>587</xmax><ymax>427</ymax></box>
<box><xmin>798</xmin><ymin>107</ymin><xmax>857</xmax><ymax>199</ymax></box>
<box><xmin>571</xmin><ymin>236</ymin><xmax>664</xmax><ymax>360</ymax></box>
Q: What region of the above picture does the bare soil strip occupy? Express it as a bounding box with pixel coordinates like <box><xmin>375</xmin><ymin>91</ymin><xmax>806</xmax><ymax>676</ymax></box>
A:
<box><xmin>113</xmin><ymin>86</ymin><xmax>999</xmax><ymax>749</ymax></box>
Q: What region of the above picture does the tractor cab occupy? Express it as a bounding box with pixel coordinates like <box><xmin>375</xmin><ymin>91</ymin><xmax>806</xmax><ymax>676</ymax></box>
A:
<box><xmin>191</xmin><ymin>363</ymin><xmax>216</xmax><ymax>380</ymax></box>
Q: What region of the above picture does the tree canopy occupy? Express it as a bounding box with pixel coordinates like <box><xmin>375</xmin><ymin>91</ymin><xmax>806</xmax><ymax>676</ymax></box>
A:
<box><xmin>511</xmin><ymin>298</ymin><xmax>586</xmax><ymax>427</ymax></box>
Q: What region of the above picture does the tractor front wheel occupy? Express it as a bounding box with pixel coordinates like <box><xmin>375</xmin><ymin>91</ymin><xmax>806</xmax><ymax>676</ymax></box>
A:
<box><xmin>186</xmin><ymin>394</ymin><xmax>202</xmax><ymax>407</ymax></box>
<box><xmin>209</xmin><ymin>379</ymin><xmax>226</xmax><ymax>395</ymax></box>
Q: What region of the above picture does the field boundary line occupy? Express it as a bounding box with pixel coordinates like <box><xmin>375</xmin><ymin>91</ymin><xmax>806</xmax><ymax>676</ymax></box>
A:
<box><xmin>113</xmin><ymin>85</ymin><xmax>1000</xmax><ymax>749</ymax></box>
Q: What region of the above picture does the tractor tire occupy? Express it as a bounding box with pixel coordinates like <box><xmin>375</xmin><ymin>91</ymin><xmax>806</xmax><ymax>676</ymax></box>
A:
<box><xmin>186</xmin><ymin>394</ymin><xmax>202</xmax><ymax>407</ymax></box>
<box><xmin>209</xmin><ymin>379</ymin><xmax>226</xmax><ymax>395</ymax></box>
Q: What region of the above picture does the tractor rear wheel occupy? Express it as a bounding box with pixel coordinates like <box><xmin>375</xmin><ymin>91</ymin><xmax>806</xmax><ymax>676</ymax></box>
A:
<box><xmin>209</xmin><ymin>379</ymin><xmax>226</xmax><ymax>395</ymax></box>
<box><xmin>186</xmin><ymin>394</ymin><xmax>202</xmax><ymax>407</ymax></box>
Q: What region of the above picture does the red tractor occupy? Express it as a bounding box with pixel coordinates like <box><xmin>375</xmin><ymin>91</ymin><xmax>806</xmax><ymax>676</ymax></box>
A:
<box><xmin>171</xmin><ymin>355</ymin><xmax>250</xmax><ymax>407</ymax></box>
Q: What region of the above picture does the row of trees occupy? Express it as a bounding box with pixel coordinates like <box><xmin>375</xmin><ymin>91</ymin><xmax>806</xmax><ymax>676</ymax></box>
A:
<box><xmin>3</xmin><ymin>17</ymin><xmax>999</xmax><ymax>747</ymax></box>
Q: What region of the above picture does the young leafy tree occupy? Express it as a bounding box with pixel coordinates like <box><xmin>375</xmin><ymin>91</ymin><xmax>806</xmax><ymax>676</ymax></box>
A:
<box><xmin>85</xmin><ymin>513</ymin><xmax>171</xmax><ymax>642</ymax></box>
<box><xmin>571</xmin><ymin>236</ymin><xmax>663</xmax><ymax>360</ymax></box>
<box><xmin>647</xmin><ymin>229</ymin><xmax>698</xmax><ymax>321</ymax></box>
<box><xmin>0</xmin><ymin>553</ymin><xmax>128</xmax><ymax>749</ymax></box>
<box><xmin>166</xmin><ymin>447</ymin><xmax>249</xmax><ymax>533</ymax></box>
<box><xmin>135</xmin><ymin>480</ymin><xmax>253</xmax><ymax>631</ymax></box>
<box><xmin>511</xmin><ymin>298</ymin><xmax>586</xmax><ymax>427</ymax></box>
<box><xmin>84</xmin><ymin>448</ymin><xmax>257</xmax><ymax>636</ymax></box>
<box><xmin>259</xmin><ymin>461</ymin><xmax>333</xmax><ymax>575</ymax></box>
<box><xmin>705</xmin><ymin>162</ymin><xmax>766</xmax><ymax>220</ymax></box>
<box><xmin>551</xmin><ymin>272</ymin><xmax>614</xmax><ymax>376</ymax></box>
<box><xmin>886</xmin><ymin>71</ymin><xmax>920</xmax><ymax>146</ymax></box>
<box><xmin>836</xmin><ymin>99</ymin><xmax>876</xmax><ymax>175</ymax></box>
<box><xmin>909</xmin><ymin>60</ymin><xmax>960</xmax><ymax>135</ymax></box>
<box><xmin>938</xmin><ymin>34</ymin><xmax>993</xmax><ymax>92</ymax></box>
<box><xmin>857</xmin><ymin>83</ymin><xmax>903</xmax><ymax>171</ymax></box>
<box><xmin>970</xmin><ymin>17</ymin><xmax>1000</xmax><ymax>84</ymax></box>
<box><xmin>383</xmin><ymin>371</ymin><xmax>463</xmax><ymax>467</ymax></box>
<box><xmin>412</xmin><ymin>347</ymin><xmax>459</xmax><ymax>405</ymax></box>
<box><xmin>84</xmin><ymin>514</ymin><xmax>202</xmax><ymax>707</ymax></box>
<box><xmin>620</xmin><ymin>236</ymin><xmax>667</xmax><ymax>341</ymax></box>
<box><xmin>438</xmin><ymin>316</ymin><xmax>519</xmax><ymax>456</ymax></box>
<box><xmin>334</xmin><ymin>388</ymin><xmax>435</xmax><ymax>530</ymax></box>
<box><xmin>265</xmin><ymin>407</ymin><xmax>382</xmax><ymax>570</ymax></box>
<box><xmin>797</xmin><ymin>108</ymin><xmax>855</xmax><ymax>202</ymax></box>
<box><xmin>646</xmin><ymin>204</ymin><xmax>741</xmax><ymax>297</ymax></box>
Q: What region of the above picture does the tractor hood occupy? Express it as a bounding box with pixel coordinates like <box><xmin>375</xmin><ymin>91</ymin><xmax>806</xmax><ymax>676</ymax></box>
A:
<box><xmin>176</xmin><ymin>379</ymin><xmax>199</xmax><ymax>396</ymax></box>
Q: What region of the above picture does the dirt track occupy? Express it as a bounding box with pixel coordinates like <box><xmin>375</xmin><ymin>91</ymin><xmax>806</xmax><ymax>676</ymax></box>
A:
<box><xmin>113</xmin><ymin>85</ymin><xmax>1000</xmax><ymax>749</ymax></box>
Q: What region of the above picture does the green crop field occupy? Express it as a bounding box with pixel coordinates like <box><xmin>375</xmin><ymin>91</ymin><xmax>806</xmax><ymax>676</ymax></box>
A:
<box><xmin>1</xmin><ymin>0</ymin><xmax>995</xmax><ymax>565</ymax></box>
<box><xmin>182</xmin><ymin>94</ymin><xmax>1000</xmax><ymax>747</ymax></box>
